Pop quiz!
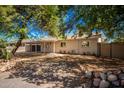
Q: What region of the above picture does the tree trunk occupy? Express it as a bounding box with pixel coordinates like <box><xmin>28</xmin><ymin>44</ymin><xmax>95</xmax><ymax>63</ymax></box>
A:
<box><xmin>11</xmin><ymin>38</ymin><xmax>23</xmax><ymax>56</ymax></box>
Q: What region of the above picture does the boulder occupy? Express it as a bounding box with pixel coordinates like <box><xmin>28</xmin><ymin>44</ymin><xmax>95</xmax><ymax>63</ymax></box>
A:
<box><xmin>112</xmin><ymin>81</ymin><xmax>120</xmax><ymax>87</ymax></box>
<box><xmin>102</xmin><ymin>70</ymin><xmax>107</xmax><ymax>74</ymax></box>
<box><xmin>82</xmin><ymin>82</ymin><xmax>92</xmax><ymax>88</ymax></box>
<box><xmin>107</xmin><ymin>71</ymin><xmax>112</xmax><ymax>76</ymax></box>
<box><xmin>107</xmin><ymin>74</ymin><xmax>118</xmax><ymax>82</ymax></box>
<box><xmin>121</xmin><ymin>80</ymin><xmax>124</xmax><ymax>87</ymax></box>
<box><xmin>94</xmin><ymin>72</ymin><xmax>100</xmax><ymax>78</ymax></box>
<box><xmin>85</xmin><ymin>71</ymin><xmax>92</xmax><ymax>78</ymax></box>
<box><xmin>99</xmin><ymin>80</ymin><xmax>110</xmax><ymax>88</ymax></box>
<box><xmin>93</xmin><ymin>78</ymin><xmax>101</xmax><ymax>87</ymax></box>
<box><xmin>119</xmin><ymin>74</ymin><xmax>124</xmax><ymax>80</ymax></box>
<box><xmin>113</xmin><ymin>70</ymin><xmax>121</xmax><ymax>75</ymax></box>
<box><xmin>117</xmin><ymin>70</ymin><xmax>122</xmax><ymax>74</ymax></box>
<box><xmin>100</xmin><ymin>72</ymin><xmax>107</xmax><ymax>80</ymax></box>
<box><xmin>122</xmin><ymin>69</ymin><xmax>124</xmax><ymax>73</ymax></box>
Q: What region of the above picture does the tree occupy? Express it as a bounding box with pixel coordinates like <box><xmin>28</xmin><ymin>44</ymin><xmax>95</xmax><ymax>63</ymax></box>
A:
<box><xmin>0</xmin><ymin>39</ymin><xmax>11</xmax><ymax>60</ymax></box>
<box><xmin>66</xmin><ymin>6</ymin><xmax>124</xmax><ymax>41</ymax></box>
<box><xmin>1</xmin><ymin>5</ymin><xmax>124</xmax><ymax>58</ymax></box>
<box><xmin>12</xmin><ymin>6</ymin><xmax>62</xmax><ymax>55</ymax></box>
<box><xmin>0</xmin><ymin>6</ymin><xmax>61</xmax><ymax>56</ymax></box>
<box><xmin>0</xmin><ymin>6</ymin><xmax>18</xmax><ymax>57</ymax></box>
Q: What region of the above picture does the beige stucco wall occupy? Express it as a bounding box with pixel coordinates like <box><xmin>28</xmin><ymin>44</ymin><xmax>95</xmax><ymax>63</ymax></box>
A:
<box><xmin>55</xmin><ymin>39</ymin><xmax>78</xmax><ymax>54</ymax></box>
<box><xmin>55</xmin><ymin>38</ymin><xmax>98</xmax><ymax>55</ymax></box>
<box><xmin>25</xmin><ymin>42</ymin><xmax>54</xmax><ymax>53</ymax></box>
<box><xmin>16</xmin><ymin>46</ymin><xmax>25</xmax><ymax>52</ymax></box>
<box><xmin>24</xmin><ymin>37</ymin><xmax>99</xmax><ymax>55</ymax></box>
<box><xmin>25</xmin><ymin>44</ymin><xmax>31</xmax><ymax>52</ymax></box>
<box><xmin>78</xmin><ymin>39</ymin><xmax>98</xmax><ymax>55</ymax></box>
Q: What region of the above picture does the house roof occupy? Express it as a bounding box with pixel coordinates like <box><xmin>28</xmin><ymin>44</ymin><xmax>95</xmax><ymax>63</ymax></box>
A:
<box><xmin>57</xmin><ymin>34</ymin><xmax>101</xmax><ymax>41</ymax></box>
<box><xmin>10</xmin><ymin>34</ymin><xmax>101</xmax><ymax>44</ymax></box>
<box><xmin>22</xmin><ymin>37</ymin><xmax>58</xmax><ymax>43</ymax></box>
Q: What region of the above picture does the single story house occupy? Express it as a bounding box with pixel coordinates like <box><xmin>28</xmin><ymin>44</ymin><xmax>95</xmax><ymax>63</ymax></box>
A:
<box><xmin>16</xmin><ymin>34</ymin><xmax>103</xmax><ymax>56</ymax></box>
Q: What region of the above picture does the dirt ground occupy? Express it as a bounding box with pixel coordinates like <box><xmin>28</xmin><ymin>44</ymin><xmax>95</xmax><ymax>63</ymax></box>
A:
<box><xmin>0</xmin><ymin>53</ymin><xmax>124</xmax><ymax>88</ymax></box>
<box><xmin>14</xmin><ymin>52</ymin><xmax>124</xmax><ymax>71</ymax></box>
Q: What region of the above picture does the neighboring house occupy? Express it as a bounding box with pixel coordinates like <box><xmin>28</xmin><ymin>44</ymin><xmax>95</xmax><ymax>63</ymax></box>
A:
<box><xmin>16</xmin><ymin>34</ymin><xmax>103</xmax><ymax>56</ymax></box>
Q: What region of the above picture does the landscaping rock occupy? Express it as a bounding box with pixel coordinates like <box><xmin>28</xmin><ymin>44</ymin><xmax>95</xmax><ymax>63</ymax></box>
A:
<box><xmin>82</xmin><ymin>82</ymin><xmax>92</xmax><ymax>88</ymax></box>
<box><xmin>99</xmin><ymin>80</ymin><xmax>110</xmax><ymax>88</ymax></box>
<box><xmin>117</xmin><ymin>70</ymin><xmax>122</xmax><ymax>74</ymax></box>
<box><xmin>94</xmin><ymin>72</ymin><xmax>100</xmax><ymax>78</ymax></box>
<box><xmin>108</xmin><ymin>74</ymin><xmax>118</xmax><ymax>82</ymax></box>
<box><xmin>93</xmin><ymin>78</ymin><xmax>101</xmax><ymax>87</ymax></box>
<box><xmin>112</xmin><ymin>81</ymin><xmax>120</xmax><ymax>87</ymax></box>
<box><xmin>102</xmin><ymin>70</ymin><xmax>107</xmax><ymax>74</ymax></box>
<box><xmin>121</xmin><ymin>80</ymin><xmax>124</xmax><ymax>87</ymax></box>
<box><xmin>83</xmin><ymin>70</ymin><xmax>124</xmax><ymax>88</ymax></box>
<box><xmin>122</xmin><ymin>69</ymin><xmax>124</xmax><ymax>73</ymax></box>
<box><xmin>35</xmin><ymin>68</ymin><xmax>43</xmax><ymax>75</ymax></box>
<box><xmin>85</xmin><ymin>71</ymin><xmax>92</xmax><ymax>78</ymax></box>
<box><xmin>36</xmin><ymin>81</ymin><xmax>41</xmax><ymax>86</ymax></box>
<box><xmin>0</xmin><ymin>66</ymin><xmax>7</xmax><ymax>72</ymax></box>
<box><xmin>113</xmin><ymin>70</ymin><xmax>121</xmax><ymax>75</ymax></box>
<box><xmin>100</xmin><ymin>72</ymin><xmax>107</xmax><ymax>80</ymax></box>
<box><xmin>107</xmin><ymin>71</ymin><xmax>112</xmax><ymax>76</ymax></box>
<box><xmin>119</xmin><ymin>74</ymin><xmax>124</xmax><ymax>80</ymax></box>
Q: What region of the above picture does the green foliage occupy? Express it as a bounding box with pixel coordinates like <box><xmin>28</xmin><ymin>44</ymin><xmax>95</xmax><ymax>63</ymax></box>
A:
<box><xmin>2</xmin><ymin>49</ymin><xmax>12</xmax><ymax>60</ymax></box>
<box><xmin>0</xmin><ymin>6</ymin><xmax>63</xmax><ymax>55</ymax></box>
<box><xmin>0</xmin><ymin>5</ymin><xmax>124</xmax><ymax>56</ymax></box>
<box><xmin>72</xmin><ymin>6</ymin><xmax>124</xmax><ymax>41</ymax></box>
<box><xmin>0</xmin><ymin>39</ymin><xmax>12</xmax><ymax>60</ymax></box>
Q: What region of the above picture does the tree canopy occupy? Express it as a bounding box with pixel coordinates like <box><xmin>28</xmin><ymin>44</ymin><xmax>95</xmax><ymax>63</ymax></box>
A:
<box><xmin>0</xmin><ymin>5</ymin><xmax>124</xmax><ymax>56</ymax></box>
<box><xmin>68</xmin><ymin>6</ymin><xmax>124</xmax><ymax>41</ymax></box>
<box><xmin>0</xmin><ymin>5</ymin><xmax>62</xmax><ymax>55</ymax></box>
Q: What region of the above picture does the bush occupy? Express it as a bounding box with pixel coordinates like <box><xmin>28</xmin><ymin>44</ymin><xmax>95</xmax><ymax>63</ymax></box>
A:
<box><xmin>0</xmin><ymin>39</ymin><xmax>12</xmax><ymax>60</ymax></box>
<box><xmin>2</xmin><ymin>49</ymin><xmax>12</xmax><ymax>60</ymax></box>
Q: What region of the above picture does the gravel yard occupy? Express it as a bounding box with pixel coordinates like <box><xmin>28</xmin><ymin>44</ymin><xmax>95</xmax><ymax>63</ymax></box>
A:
<box><xmin>0</xmin><ymin>53</ymin><xmax>124</xmax><ymax>88</ymax></box>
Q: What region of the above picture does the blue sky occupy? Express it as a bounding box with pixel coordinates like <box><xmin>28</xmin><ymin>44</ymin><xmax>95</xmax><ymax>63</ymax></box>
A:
<box><xmin>64</xmin><ymin>8</ymin><xmax>86</xmax><ymax>37</ymax></box>
<box><xmin>0</xmin><ymin>8</ymin><xmax>106</xmax><ymax>42</ymax></box>
<box><xmin>27</xmin><ymin>21</ymin><xmax>48</xmax><ymax>40</ymax></box>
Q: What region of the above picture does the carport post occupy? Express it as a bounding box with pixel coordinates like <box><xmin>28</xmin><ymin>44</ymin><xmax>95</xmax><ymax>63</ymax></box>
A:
<box><xmin>53</xmin><ymin>41</ymin><xmax>55</xmax><ymax>53</ymax></box>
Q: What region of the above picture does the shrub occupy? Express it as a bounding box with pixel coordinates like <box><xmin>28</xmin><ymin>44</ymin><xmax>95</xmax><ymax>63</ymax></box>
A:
<box><xmin>2</xmin><ymin>49</ymin><xmax>12</xmax><ymax>60</ymax></box>
<box><xmin>0</xmin><ymin>39</ymin><xmax>12</xmax><ymax>60</ymax></box>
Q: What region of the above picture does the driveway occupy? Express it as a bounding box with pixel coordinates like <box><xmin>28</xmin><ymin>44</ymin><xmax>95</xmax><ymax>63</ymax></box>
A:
<box><xmin>0</xmin><ymin>72</ymin><xmax>40</xmax><ymax>88</ymax></box>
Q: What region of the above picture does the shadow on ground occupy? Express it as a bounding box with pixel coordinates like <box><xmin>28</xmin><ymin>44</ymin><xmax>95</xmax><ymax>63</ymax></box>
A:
<box><xmin>7</xmin><ymin>53</ymin><xmax>124</xmax><ymax>88</ymax></box>
<box><xmin>9</xmin><ymin>61</ymin><xmax>86</xmax><ymax>87</ymax></box>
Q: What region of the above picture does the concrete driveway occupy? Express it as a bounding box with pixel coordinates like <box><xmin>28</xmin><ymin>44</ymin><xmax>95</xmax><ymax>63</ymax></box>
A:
<box><xmin>0</xmin><ymin>72</ymin><xmax>40</xmax><ymax>88</ymax></box>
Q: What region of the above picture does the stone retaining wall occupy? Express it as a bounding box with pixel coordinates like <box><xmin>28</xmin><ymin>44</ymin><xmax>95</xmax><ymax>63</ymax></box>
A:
<box><xmin>84</xmin><ymin>69</ymin><xmax>124</xmax><ymax>88</ymax></box>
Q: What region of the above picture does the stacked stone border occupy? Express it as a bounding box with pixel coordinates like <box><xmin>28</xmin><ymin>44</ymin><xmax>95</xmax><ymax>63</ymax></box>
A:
<box><xmin>84</xmin><ymin>69</ymin><xmax>124</xmax><ymax>88</ymax></box>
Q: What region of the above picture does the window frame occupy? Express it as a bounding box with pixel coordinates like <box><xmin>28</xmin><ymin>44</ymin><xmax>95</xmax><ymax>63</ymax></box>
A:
<box><xmin>61</xmin><ymin>42</ymin><xmax>66</xmax><ymax>47</ymax></box>
<box><xmin>81</xmin><ymin>41</ymin><xmax>89</xmax><ymax>47</ymax></box>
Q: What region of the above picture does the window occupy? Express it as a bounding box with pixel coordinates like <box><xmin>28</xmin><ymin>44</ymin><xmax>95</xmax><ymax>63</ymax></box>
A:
<box><xmin>37</xmin><ymin>45</ymin><xmax>41</xmax><ymax>52</ymax></box>
<box><xmin>82</xmin><ymin>41</ymin><xmax>89</xmax><ymax>47</ymax></box>
<box><xmin>21</xmin><ymin>43</ymin><xmax>25</xmax><ymax>47</ymax></box>
<box><xmin>61</xmin><ymin>42</ymin><xmax>66</xmax><ymax>47</ymax></box>
<box><xmin>31</xmin><ymin>45</ymin><xmax>41</xmax><ymax>52</ymax></box>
